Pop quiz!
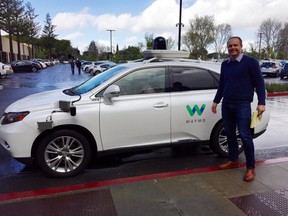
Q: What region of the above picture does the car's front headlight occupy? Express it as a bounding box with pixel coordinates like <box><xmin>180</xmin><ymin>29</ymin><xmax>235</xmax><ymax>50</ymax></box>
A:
<box><xmin>1</xmin><ymin>111</ymin><xmax>30</xmax><ymax>125</ymax></box>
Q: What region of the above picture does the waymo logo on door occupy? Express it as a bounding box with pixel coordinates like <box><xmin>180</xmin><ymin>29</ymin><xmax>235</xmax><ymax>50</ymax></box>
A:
<box><xmin>186</xmin><ymin>104</ymin><xmax>206</xmax><ymax>116</ymax></box>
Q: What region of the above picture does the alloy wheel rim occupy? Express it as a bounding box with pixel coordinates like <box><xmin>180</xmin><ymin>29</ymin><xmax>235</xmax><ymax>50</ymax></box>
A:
<box><xmin>44</xmin><ymin>136</ymin><xmax>84</xmax><ymax>173</ymax></box>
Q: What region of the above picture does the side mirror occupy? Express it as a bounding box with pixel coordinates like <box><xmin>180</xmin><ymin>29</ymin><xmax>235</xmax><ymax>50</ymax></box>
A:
<box><xmin>103</xmin><ymin>85</ymin><xmax>120</xmax><ymax>105</ymax></box>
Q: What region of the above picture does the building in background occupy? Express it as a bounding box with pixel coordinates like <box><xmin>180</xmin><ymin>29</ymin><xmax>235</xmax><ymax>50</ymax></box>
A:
<box><xmin>0</xmin><ymin>30</ymin><xmax>32</xmax><ymax>63</ymax></box>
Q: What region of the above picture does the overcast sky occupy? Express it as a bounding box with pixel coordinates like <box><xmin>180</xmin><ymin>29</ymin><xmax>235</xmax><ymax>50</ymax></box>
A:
<box><xmin>24</xmin><ymin>0</ymin><xmax>288</xmax><ymax>53</ymax></box>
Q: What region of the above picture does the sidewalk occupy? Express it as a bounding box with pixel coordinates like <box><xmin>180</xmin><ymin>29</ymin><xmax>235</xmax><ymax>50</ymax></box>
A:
<box><xmin>0</xmin><ymin>158</ymin><xmax>288</xmax><ymax>216</ymax></box>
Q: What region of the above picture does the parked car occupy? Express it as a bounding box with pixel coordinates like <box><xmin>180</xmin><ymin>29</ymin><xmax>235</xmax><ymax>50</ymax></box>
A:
<box><xmin>30</xmin><ymin>59</ymin><xmax>47</xmax><ymax>69</ymax></box>
<box><xmin>280</xmin><ymin>63</ymin><xmax>288</xmax><ymax>79</ymax></box>
<box><xmin>90</xmin><ymin>62</ymin><xmax>117</xmax><ymax>76</ymax></box>
<box><xmin>84</xmin><ymin>61</ymin><xmax>112</xmax><ymax>73</ymax></box>
<box><xmin>42</xmin><ymin>59</ymin><xmax>53</xmax><ymax>67</ymax></box>
<box><xmin>0</xmin><ymin>62</ymin><xmax>13</xmax><ymax>78</ymax></box>
<box><xmin>260</xmin><ymin>61</ymin><xmax>281</xmax><ymax>77</ymax></box>
<box><xmin>0</xmin><ymin>50</ymin><xmax>270</xmax><ymax>177</ymax></box>
<box><xmin>11</xmin><ymin>60</ymin><xmax>42</xmax><ymax>72</ymax></box>
<box><xmin>80</xmin><ymin>61</ymin><xmax>92</xmax><ymax>71</ymax></box>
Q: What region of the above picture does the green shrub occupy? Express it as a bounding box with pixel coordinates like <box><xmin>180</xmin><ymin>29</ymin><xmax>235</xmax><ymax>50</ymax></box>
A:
<box><xmin>265</xmin><ymin>83</ymin><xmax>288</xmax><ymax>93</ymax></box>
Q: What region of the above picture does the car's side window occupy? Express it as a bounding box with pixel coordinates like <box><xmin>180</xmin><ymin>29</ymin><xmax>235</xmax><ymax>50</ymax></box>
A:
<box><xmin>170</xmin><ymin>67</ymin><xmax>219</xmax><ymax>92</ymax></box>
<box><xmin>113</xmin><ymin>67</ymin><xmax>166</xmax><ymax>95</ymax></box>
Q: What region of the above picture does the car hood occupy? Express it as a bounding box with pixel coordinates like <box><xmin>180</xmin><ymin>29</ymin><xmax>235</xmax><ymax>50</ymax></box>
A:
<box><xmin>5</xmin><ymin>89</ymin><xmax>77</xmax><ymax>112</ymax></box>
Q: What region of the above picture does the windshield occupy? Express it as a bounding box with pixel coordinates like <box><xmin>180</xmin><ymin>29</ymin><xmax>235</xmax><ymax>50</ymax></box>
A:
<box><xmin>63</xmin><ymin>65</ymin><xmax>127</xmax><ymax>95</ymax></box>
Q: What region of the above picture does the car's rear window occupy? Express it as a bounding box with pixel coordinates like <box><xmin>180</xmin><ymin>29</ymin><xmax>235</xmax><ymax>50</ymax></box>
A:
<box><xmin>261</xmin><ymin>62</ymin><xmax>276</xmax><ymax>67</ymax></box>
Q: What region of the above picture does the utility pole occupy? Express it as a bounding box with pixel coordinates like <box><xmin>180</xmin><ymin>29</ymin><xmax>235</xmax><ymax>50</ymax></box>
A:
<box><xmin>176</xmin><ymin>0</ymin><xmax>184</xmax><ymax>51</ymax></box>
<box><xmin>258</xmin><ymin>32</ymin><xmax>263</xmax><ymax>60</ymax></box>
<box><xmin>106</xmin><ymin>29</ymin><xmax>115</xmax><ymax>60</ymax></box>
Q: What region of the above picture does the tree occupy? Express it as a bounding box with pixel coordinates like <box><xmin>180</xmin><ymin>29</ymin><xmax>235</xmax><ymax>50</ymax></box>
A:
<box><xmin>145</xmin><ymin>33</ymin><xmax>154</xmax><ymax>49</ymax></box>
<box><xmin>258</xmin><ymin>18</ymin><xmax>282</xmax><ymax>58</ymax></box>
<box><xmin>183</xmin><ymin>15</ymin><xmax>215</xmax><ymax>59</ymax></box>
<box><xmin>41</xmin><ymin>13</ymin><xmax>58</xmax><ymax>59</ymax></box>
<box><xmin>23</xmin><ymin>2</ymin><xmax>41</xmax><ymax>58</ymax></box>
<box><xmin>10</xmin><ymin>0</ymin><xmax>25</xmax><ymax>60</ymax></box>
<box><xmin>87</xmin><ymin>40</ymin><xmax>98</xmax><ymax>60</ymax></box>
<box><xmin>277</xmin><ymin>22</ymin><xmax>288</xmax><ymax>59</ymax></box>
<box><xmin>0</xmin><ymin>0</ymin><xmax>25</xmax><ymax>62</ymax></box>
<box><xmin>182</xmin><ymin>33</ymin><xmax>193</xmax><ymax>53</ymax></box>
<box><xmin>55</xmin><ymin>39</ymin><xmax>74</xmax><ymax>62</ymax></box>
<box><xmin>213</xmin><ymin>23</ymin><xmax>232</xmax><ymax>58</ymax></box>
<box><xmin>166</xmin><ymin>36</ymin><xmax>176</xmax><ymax>50</ymax></box>
<box><xmin>118</xmin><ymin>46</ymin><xmax>142</xmax><ymax>62</ymax></box>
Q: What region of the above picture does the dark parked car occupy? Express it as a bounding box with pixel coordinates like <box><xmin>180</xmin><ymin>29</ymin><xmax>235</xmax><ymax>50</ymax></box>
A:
<box><xmin>11</xmin><ymin>60</ymin><xmax>42</xmax><ymax>72</ymax></box>
<box><xmin>280</xmin><ymin>63</ymin><xmax>288</xmax><ymax>79</ymax></box>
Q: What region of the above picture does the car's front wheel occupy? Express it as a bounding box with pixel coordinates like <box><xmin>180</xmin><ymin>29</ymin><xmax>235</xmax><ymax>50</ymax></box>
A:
<box><xmin>209</xmin><ymin>121</ymin><xmax>243</xmax><ymax>157</ymax></box>
<box><xmin>37</xmin><ymin>129</ymin><xmax>91</xmax><ymax>177</ymax></box>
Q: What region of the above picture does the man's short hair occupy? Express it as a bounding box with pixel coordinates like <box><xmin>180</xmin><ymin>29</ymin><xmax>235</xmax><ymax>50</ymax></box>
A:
<box><xmin>227</xmin><ymin>36</ymin><xmax>243</xmax><ymax>46</ymax></box>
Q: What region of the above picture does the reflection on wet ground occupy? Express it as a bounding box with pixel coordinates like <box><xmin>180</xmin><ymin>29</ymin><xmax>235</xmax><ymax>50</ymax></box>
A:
<box><xmin>0</xmin><ymin>66</ymin><xmax>89</xmax><ymax>90</ymax></box>
<box><xmin>254</xmin><ymin>95</ymin><xmax>288</xmax><ymax>160</ymax></box>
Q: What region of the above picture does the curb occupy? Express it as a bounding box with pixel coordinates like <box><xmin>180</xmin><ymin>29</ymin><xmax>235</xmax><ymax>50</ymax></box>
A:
<box><xmin>267</xmin><ymin>91</ymin><xmax>288</xmax><ymax>97</ymax></box>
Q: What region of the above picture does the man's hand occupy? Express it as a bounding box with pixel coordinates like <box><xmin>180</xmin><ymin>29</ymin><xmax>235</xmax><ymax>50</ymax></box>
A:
<box><xmin>257</xmin><ymin>105</ymin><xmax>265</xmax><ymax>116</ymax></box>
<box><xmin>211</xmin><ymin>102</ymin><xmax>217</xmax><ymax>114</ymax></box>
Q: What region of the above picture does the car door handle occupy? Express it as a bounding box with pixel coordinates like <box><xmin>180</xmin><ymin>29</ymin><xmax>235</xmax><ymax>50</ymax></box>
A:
<box><xmin>153</xmin><ymin>102</ymin><xmax>168</xmax><ymax>108</ymax></box>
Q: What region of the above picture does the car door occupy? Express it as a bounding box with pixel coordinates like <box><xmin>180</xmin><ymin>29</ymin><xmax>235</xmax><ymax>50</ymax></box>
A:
<box><xmin>99</xmin><ymin>66</ymin><xmax>171</xmax><ymax>150</ymax></box>
<box><xmin>169</xmin><ymin>66</ymin><xmax>221</xmax><ymax>143</ymax></box>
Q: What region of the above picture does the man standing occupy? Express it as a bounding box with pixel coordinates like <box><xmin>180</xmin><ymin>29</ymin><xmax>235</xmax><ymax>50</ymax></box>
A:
<box><xmin>211</xmin><ymin>36</ymin><xmax>266</xmax><ymax>182</ymax></box>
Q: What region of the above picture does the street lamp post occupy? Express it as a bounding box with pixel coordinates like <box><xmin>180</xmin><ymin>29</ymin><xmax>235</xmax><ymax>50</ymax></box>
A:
<box><xmin>176</xmin><ymin>0</ymin><xmax>184</xmax><ymax>51</ymax></box>
<box><xmin>106</xmin><ymin>29</ymin><xmax>115</xmax><ymax>60</ymax></box>
<box><xmin>258</xmin><ymin>32</ymin><xmax>263</xmax><ymax>60</ymax></box>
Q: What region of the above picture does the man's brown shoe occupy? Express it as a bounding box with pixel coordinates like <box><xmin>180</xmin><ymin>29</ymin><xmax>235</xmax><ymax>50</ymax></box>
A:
<box><xmin>243</xmin><ymin>169</ymin><xmax>255</xmax><ymax>182</ymax></box>
<box><xmin>218</xmin><ymin>161</ymin><xmax>239</xmax><ymax>170</ymax></box>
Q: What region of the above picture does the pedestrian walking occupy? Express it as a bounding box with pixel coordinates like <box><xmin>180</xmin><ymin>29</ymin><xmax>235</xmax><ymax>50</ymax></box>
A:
<box><xmin>76</xmin><ymin>58</ymin><xmax>81</xmax><ymax>74</ymax></box>
<box><xmin>70</xmin><ymin>58</ymin><xmax>75</xmax><ymax>74</ymax></box>
<box><xmin>211</xmin><ymin>36</ymin><xmax>266</xmax><ymax>182</ymax></box>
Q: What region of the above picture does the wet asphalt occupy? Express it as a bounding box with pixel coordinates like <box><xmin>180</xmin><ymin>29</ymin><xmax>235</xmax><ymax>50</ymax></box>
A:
<box><xmin>0</xmin><ymin>64</ymin><xmax>288</xmax><ymax>191</ymax></box>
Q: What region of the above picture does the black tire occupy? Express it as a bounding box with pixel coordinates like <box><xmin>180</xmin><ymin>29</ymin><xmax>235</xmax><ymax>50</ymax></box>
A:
<box><xmin>275</xmin><ymin>70</ymin><xmax>279</xmax><ymax>77</ymax></box>
<box><xmin>31</xmin><ymin>67</ymin><xmax>37</xmax><ymax>72</ymax></box>
<box><xmin>209</xmin><ymin>121</ymin><xmax>243</xmax><ymax>157</ymax></box>
<box><xmin>94</xmin><ymin>70</ymin><xmax>101</xmax><ymax>76</ymax></box>
<box><xmin>36</xmin><ymin>129</ymin><xmax>91</xmax><ymax>177</ymax></box>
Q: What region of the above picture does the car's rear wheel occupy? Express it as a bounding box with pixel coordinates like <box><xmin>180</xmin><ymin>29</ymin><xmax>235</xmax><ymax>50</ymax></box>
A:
<box><xmin>209</xmin><ymin>121</ymin><xmax>243</xmax><ymax>157</ymax></box>
<box><xmin>275</xmin><ymin>70</ymin><xmax>279</xmax><ymax>77</ymax></box>
<box><xmin>31</xmin><ymin>67</ymin><xmax>37</xmax><ymax>72</ymax></box>
<box><xmin>37</xmin><ymin>129</ymin><xmax>91</xmax><ymax>177</ymax></box>
<box><xmin>94</xmin><ymin>70</ymin><xmax>101</xmax><ymax>76</ymax></box>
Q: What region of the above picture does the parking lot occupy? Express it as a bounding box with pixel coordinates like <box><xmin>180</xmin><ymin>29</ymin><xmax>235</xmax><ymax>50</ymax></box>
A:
<box><xmin>0</xmin><ymin>63</ymin><xmax>287</xmax><ymax>178</ymax></box>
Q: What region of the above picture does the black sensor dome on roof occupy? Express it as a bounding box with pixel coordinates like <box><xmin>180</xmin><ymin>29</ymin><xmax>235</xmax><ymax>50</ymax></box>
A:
<box><xmin>142</xmin><ymin>36</ymin><xmax>190</xmax><ymax>59</ymax></box>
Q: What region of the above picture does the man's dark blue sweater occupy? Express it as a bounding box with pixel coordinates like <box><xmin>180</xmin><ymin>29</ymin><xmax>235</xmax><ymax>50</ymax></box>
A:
<box><xmin>213</xmin><ymin>55</ymin><xmax>266</xmax><ymax>105</ymax></box>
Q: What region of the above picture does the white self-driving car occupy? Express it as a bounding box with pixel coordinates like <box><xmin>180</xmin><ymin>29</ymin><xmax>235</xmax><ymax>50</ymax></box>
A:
<box><xmin>0</xmin><ymin>50</ymin><xmax>270</xmax><ymax>177</ymax></box>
